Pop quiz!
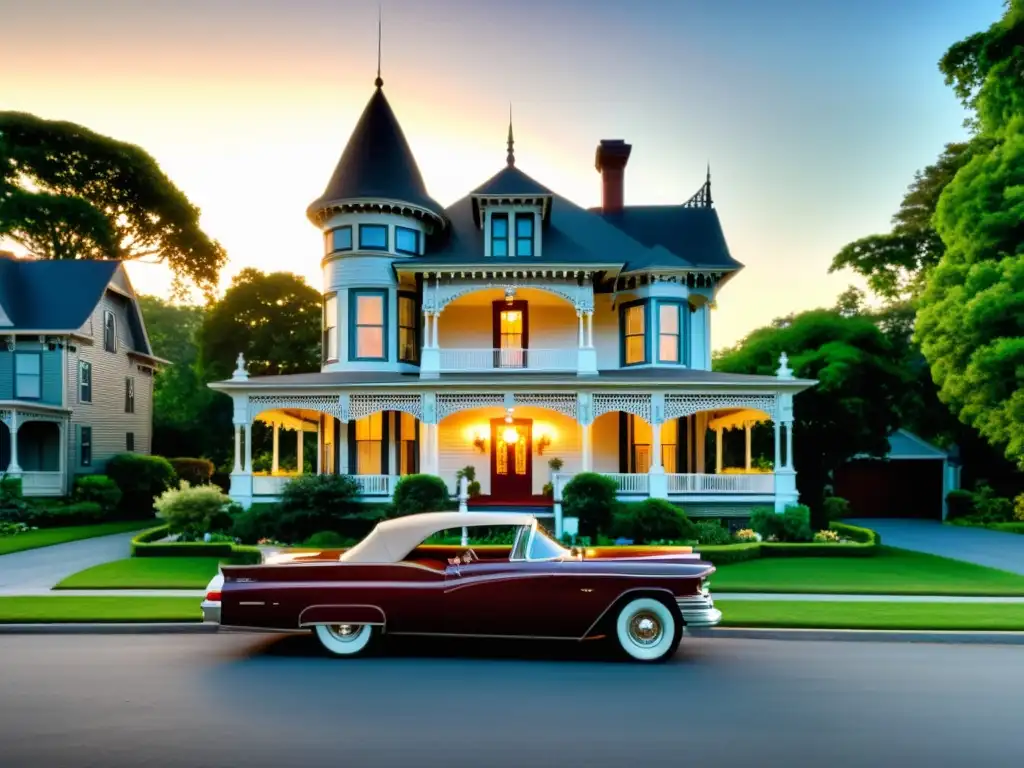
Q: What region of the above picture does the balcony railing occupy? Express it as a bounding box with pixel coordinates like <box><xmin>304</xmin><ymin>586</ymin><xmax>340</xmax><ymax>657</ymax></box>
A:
<box><xmin>437</xmin><ymin>348</ymin><xmax>578</xmax><ymax>373</ymax></box>
<box><xmin>667</xmin><ymin>473</ymin><xmax>776</xmax><ymax>494</ymax></box>
<box><xmin>599</xmin><ymin>472</ymin><xmax>650</xmax><ymax>495</ymax></box>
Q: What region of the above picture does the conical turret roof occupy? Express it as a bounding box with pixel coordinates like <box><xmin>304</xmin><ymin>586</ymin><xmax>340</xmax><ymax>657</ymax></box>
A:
<box><xmin>308</xmin><ymin>85</ymin><xmax>445</xmax><ymax>221</ymax></box>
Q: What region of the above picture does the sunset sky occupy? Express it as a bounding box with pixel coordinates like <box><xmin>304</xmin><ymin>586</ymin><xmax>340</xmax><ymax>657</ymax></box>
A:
<box><xmin>1</xmin><ymin>0</ymin><xmax>1002</xmax><ymax>350</ymax></box>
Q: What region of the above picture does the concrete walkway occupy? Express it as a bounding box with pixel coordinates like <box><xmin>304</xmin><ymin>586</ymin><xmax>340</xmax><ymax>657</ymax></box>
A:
<box><xmin>0</xmin><ymin>531</ymin><xmax>138</xmax><ymax>591</ymax></box>
<box><xmin>848</xmin><ymin>518</ymin><xmax>1024</xmax><ymax>575</ymax></box>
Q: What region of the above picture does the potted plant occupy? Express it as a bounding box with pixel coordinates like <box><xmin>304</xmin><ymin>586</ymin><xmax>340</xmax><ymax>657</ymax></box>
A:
<box><xmin>455</xmin><ymin>466</ymin><xmax>481</xmax><ymax>497</ymax></box>
<box><xmin>543</xmin><ymin>457</ymin><xmax>565</xmax><ymax>499</ymax></box>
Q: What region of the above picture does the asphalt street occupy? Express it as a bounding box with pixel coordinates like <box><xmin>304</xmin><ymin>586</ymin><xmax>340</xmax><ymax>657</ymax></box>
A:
<box><xmin>0</xmin><ymin>632</ymin><xmax>1021</xmax><ymax>768</ymax></box>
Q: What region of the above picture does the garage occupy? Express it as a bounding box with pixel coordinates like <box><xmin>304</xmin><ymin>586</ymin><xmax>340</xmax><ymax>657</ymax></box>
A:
<box><xmin>833</xmin><ymin>430</ymin><xmax>958</xmax><ymax>520</ymax></box>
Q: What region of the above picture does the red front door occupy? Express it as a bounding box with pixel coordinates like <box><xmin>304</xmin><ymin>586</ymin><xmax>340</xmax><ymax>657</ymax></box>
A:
<box><xmin>490</xmin><ymin>418</ymin><xmax>533</xmax><ymax>500</ymax></box>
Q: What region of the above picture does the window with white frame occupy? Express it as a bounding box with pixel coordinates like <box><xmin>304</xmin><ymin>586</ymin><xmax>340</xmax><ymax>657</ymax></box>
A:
<box><xmin>14</xmin><ymin>353</ymin><xmax>41</xmax><ymax>399</ymax></box>
<box><xmin>79</xmin><ymin>360</ymin><xmax>92</xmax><ymax>403</ymax></box>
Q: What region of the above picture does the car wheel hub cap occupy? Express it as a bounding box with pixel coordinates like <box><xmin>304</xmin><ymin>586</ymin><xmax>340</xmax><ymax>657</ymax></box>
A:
<box><xmin>328</xmin><ymin>624</ymin><xmax>361</xmax><ymax>641</ymax></box>
<box><xmin>628</xmin><ymin>612</ymin><xmax>662</xmax><ymax>646</ymax></box>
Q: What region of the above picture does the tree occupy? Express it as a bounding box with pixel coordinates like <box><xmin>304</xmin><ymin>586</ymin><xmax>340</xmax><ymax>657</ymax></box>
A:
<box><xmin>0</xmin><ymin>112</ymin><xmax>227</xmax><ymax>297</ymax></box>
<box><xmin>916</xmin><ymin>0</ymin><xmax>1024</xmax><ymax>468</ymax></box>
<box><xmin>715</xmin><ymin>310</ymin><xmax>910</xmax><ymax>515</ymax></box>
<box><xmin>198</xmin><ymin>269</ymin><xmax>322</xmax><ymax>382</ymax></box>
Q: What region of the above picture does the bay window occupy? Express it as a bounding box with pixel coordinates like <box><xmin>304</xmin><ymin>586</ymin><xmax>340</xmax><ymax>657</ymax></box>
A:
<box><xmin>350</xmin><ymin>290</ymin><xmax>387</xmax><ymax>360</ymax></box>
<box><xmin>15</xmin><ymin>353</ymin><xmax>41</xmax><ymax>399</ymax></box>
<box><xmin>621</xmin><ymin>301</ymin><xmax>648</xmax><ymax>366</ymax></box>
<box><xmin>398</xmin><ymin>293</ymin><xmax>418</xmax><ymax>363</ymax></box>
<box><xmin>323</xmin><ymin>293</ymin><xmax>338</xmax><ymax>363</ymax></box>
<box><xmin>657</xmin><ymin>302</ymin><xmax>683</xmax><ymax>364</ymax></box>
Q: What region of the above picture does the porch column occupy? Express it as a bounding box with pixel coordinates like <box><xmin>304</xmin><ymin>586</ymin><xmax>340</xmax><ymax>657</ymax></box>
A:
<box><xmin>432</xmin><ymin>311</ymin><xmax>440</xmax><ymax>348</ymax></box>
<box><xmin>744</xmin><ymin>422</ymin><xmax>752</xmax><ymax>470</ymax></box>
<box><xmin>232</xmin><ymin>425</ymin><xmax>242</xmax><ymax>473</ymax></box>
<box><xmin>773</xmin><ymin>420</ymin><xmax>781</xmax><ymax>473</ymax></box>
<box><xmin>244</xmin><ymin>422</ymin><xmax>253</xmax><ymax>474</ymax></box>
<box><xmin>57</xmin><ymin>421</ymin><xmax>66</xmax><ymax>493</ymax></box>
<box><xmin>586</xmin><ymin>311</ymin><xmax>594</xmax><ymax>347</ymax></box>
<box><xmin>316</xmin><ymin>418</ymin><xmax>323</xmax><ymax>475</ymax></box>
<box><xmin>271</xmin><ymin>422</ymin><xmax>280</xmax><ymax>474</ymax></box>
<box><xmin>5</xmin><ymin>411</ymin><xmax>21</xmax><ymax>476</ymax></box>
<box><xmin>577</xmin><ymin>311</ymin><xmax>584</xmax><ymax>347</ymax></box>
<box><xmin>715</xmin><ymin>428</ymin><xmax>723</xmax><ymax>473</ymax></box>
<box><xmin>296</xmin><ymin>428</ymin><xmax>304</xmax><ymax>475</ymax></box>
<box><xmin>648</xmin><ymin>408</ymin><xmax>668</xmax><ymax>499</ymax></box>
<box><xmin>784</xmin><ymin>420</ymin><xmax>794</xmax><ymax>470</ymax></box>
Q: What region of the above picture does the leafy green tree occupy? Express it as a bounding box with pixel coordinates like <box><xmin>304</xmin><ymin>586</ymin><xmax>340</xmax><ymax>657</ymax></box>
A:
<box><xmin>916</xmin><ymin>0</ymin><xmax>1024</xmax><ymax>468</ymax></box>
<box><xmin>715</xmin><ymin>310</ymin><xmax>910</xmax><ymax>514</ymax></box>
<box><xmin>197</xmin><ymin>269</ymin><xmax>322</xmax><ymax>382</ymax></box>
<box><xmin>0</xmin><ymin>112</ymin><xmax>226</xmax><ymax>297</ymax></box>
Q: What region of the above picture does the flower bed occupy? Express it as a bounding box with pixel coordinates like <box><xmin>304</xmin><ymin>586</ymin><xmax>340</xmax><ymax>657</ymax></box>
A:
<box><xmin>696</xmin><ymin>522</ymin><xmax>880</xmax><ymax>565</ymax></box>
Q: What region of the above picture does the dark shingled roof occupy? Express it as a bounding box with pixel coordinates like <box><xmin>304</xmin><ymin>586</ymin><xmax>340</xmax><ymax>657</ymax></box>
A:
<box><xmin>471</xmin><ymin>165</ymin><xmax>553</xmax><ymax>198</ymax></box>
<box><xmin>596</xmin><ymin>206</ymin><xmax>743</xmax><ymax>270</ymax></box>
<box><xmin>308</xmin><ymin>86</ymin><xmax>444</xmax><ymax>219</ymax></box>
<box><xmin>0</xmin><ymin>258</ymin><xmax>120</xmax><ymax>331</ymax></box>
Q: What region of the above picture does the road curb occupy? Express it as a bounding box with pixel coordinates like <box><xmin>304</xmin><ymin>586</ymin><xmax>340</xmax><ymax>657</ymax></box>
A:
<box><xmin>689</xmin><ymin>627</ymin><xmax>1024</xmax><ymax>645</ymax></box>
<box><xmin>0</xmin><ymin>622</ymin><xmax>215</xmax><ymax>635</ymax></box>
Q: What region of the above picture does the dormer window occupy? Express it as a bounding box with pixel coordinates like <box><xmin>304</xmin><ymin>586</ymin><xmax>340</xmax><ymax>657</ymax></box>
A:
<box><xmin>515</xmin><ymin>214</ymin><xmax>534</xmax><ymax>256</ymax></box>
<box><xmin>359</xmin><ymin>224</ymin><xmax>388</xmax><ymax>251</ymax></box>
<box><xmin>491</xmin><ymin>214</ymin><xmax>509</xmax><ymax>257</ymax></box>
<box><xmin>395</xmin><ymin>226</ymin><xmax>420</xmax><ymax>255</ymax></box>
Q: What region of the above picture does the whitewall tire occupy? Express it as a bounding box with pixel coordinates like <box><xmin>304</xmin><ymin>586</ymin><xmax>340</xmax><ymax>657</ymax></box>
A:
<box><xmin>313</xmin><ymin>624</ymin><xmax>375</xmax><ymax>657</ymax></box>
<box><xmin>614</xmin><ymin>598</ymin><xmax>680</xmax><ymax>663</ymax></box>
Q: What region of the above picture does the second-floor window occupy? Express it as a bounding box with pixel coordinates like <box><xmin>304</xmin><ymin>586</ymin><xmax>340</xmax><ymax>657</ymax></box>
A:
<box><xmin>14</xmin><ymin>353</ymin><xmax>41</xmax><ymax>399</ymax></box>
<box><xmin>515</xmin><ymin>214</ymin><xmax>534</xmax><ymax>256</ymax></box>
<box><xmin>79</xmin><ymin>361</ymin><xmax>92</xmax><ymax>403</ymax></box>
<box><xmin>658</xmin><ymin>302</ymin><xmax>683</xmax><ymax>364</ymax></box>
<box><xmin>323</xmin><ymin>294</ymin><xmax>338</xmax><ymax>363</ymax></box>
<box><xmin>125</xmin><ymin>377</ymin><xmax>135</xmax><ymax>413</ymax></box>
<box><xmin>350</xmin><ymin>290</ymin><xmax>386</xmax><ymax>360</ymax></box>
<box><xmin>103</xmin><ymin>310</ymin><xmax>116</xmax><ymax>352</ymax></box>
<box><xmin>622</xmin><ymin>302</ymin><xmax>648</xmax><ymax>366</ymax></box>
<box><xmin>491</xmin><ymin>214</ymin><xmax>509</xmax><ymax>257</ymax></box>
<box><xmin>398</xmin><ymin>293</ymin><xmax>418</xmax><ymax>363</ymax></box>
<box><xmin>325</xmin><ymin>226</ymin><xmax>353</xmax><ymax>254</ymax></box>
<box><xmin>359</xmin><ymin>224</ymin><xmax>388</xmax><ymax>251</ymax></box>
<box><xmin>395</xmin><ymin>227</ymin><xmax>419</xmax><ymax>255</ymax></box>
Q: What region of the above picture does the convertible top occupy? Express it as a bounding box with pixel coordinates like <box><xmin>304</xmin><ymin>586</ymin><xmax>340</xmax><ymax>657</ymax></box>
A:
<box><xmin>339</xmin><ymin>511</ymin><xmax>537</xmax><ymax>564</ymax></box>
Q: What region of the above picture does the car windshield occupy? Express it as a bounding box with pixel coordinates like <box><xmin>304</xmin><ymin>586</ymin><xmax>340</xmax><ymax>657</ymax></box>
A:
<box><xmin>527</xmin><ymin>526</ymin><xmax>570</xmax><ymax>561</ymax></box>
<box><xmin>510</xmin><ymin>525</ymin><xmax>531</xmax><ymax>560</ymax></box>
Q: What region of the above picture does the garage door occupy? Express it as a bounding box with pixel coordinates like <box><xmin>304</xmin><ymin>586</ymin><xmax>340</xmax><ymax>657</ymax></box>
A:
<box><xmin>833</xmin><ymin>459</ymin><xmax>943</xmax><ymax>520</ymax></box>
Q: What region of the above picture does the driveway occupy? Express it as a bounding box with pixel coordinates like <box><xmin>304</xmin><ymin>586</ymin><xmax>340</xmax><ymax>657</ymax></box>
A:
<box><xmin>0</xmin><ymin>531</ymin><xmax>137</xmax><ymax>592</ymax></box>
<box><xmin>848</xmin><ymin>518</ymin><xmax>1024</xmax><ymax>575</ymax></box>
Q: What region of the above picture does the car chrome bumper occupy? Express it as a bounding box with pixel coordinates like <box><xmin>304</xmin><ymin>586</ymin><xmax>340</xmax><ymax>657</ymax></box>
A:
<box><xmin>677</xmin><ymin>591</ymin><xmax>722</xmax><ymax>628</ymax></box>
<box><xmin>201</xmin><ymin>600</ymin><xmax>221</xmax><ymax>624</ymax></box>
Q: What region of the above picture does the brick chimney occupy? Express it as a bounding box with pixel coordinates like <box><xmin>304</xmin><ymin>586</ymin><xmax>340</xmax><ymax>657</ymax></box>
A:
<box><xmin>594</xmin><ymin>139</ymin><xmax>632</xmax><ymax>214</ymax></box>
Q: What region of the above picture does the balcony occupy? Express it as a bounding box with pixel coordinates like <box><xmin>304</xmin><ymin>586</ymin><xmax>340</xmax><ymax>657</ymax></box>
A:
<box><xmin>436</xmin><ymin>348</ymin><xmax>579</xmax><ymax>374</ymax></box>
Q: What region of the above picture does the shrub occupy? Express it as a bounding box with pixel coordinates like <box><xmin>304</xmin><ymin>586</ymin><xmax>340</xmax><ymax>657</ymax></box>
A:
<box><xmin>106</xmin><ymin>454</ymin><xmax>177</xmax><ymax>517</ymax></box>
<box><xmin>972</xmin><ymin>483</ymin><xmax>1013</xmax><ymax>523</ymax></box>
<box><xmin>154</xmin><ymin>482</ymin><xmax>237</xmax><ymax>535</ymax></box>
<box><xmin>302</xmin><ymin>530</ymin><xmax>354</xmax><ymax>548</ymax></box>
<box><xmin>0</xmin><ymin>521</ymin><xmax>33</xmax><ymax>537</ymax></box>
<box><xmin>229</xmin><ymin>503</ymin><xmax>281</xmax><ymax>544</ymax></box>
<box><xmin>26</xmin><ymin>502</ymin><xmax>105</xmax><ymax>527</ymax></box>
<box><xmin>734</xmin><ymin>528</ymin><xmax>760</xmax><ymax>543</ymax></box>
<box><xmin>562</xmin><ymin>472</ymin><xmax>619</xmax><ymax>539</ymax></box>
<box><xmin>612</xmin><ymin>499</ymin><xmax>697</xmax><ymax>544</ymax></box>
<box><xmin>275</xmin><ymin>474</ymin><xmax>363</xmax><ymax>542</ymax></box>
<box><xmin>73</xmin><ymin>475</ymin><xmax>122</xmax><ymax>514</ymax></box>
<box><xmin>391</xmin><ymin>474</ymin><xmax>449</xmax><ymax>517</ymax></box>
<box><xmin>0</xmin><ymin>476</ymin><xmax>22</xmax><ymax>499</ymax></box>
<box><xmin>945</xmin><ymin>489</ymin><xmax>976</xmax><ymax>520</ymax></box>
<box><xmin>822</xmin><ymin>496</ymin><xmax>851</xmax><ymax>522</ymax></box>
<box><xmin>813</xmin><ymin>529</ymin><xmax>841</xmax><ymax>543</ymax></box>
<box><xmin>454</xmin><ymin>467</ymin><xmax>481</xmax><ymax>498</ymax></box>
<box><xmin>749</xmin><ymin>507</ymin><xmax>784</xmax><ymax>540</ymax></box>
<box><xmin>781</xmin><ymin>504</ymin><xmax>814</xmax><ymax>542</ymax></box>
<box><xmin>1015</xmin><ymin>494</ymin><xmax>1024</xmax><ymax>523</ymax></box>
<box><xmin>695</xmin><ymin>520</ymin><xmax>733</xmax><ymax>546</ymax></box>
<box><xmin>697</xmin><ymin>542</ymin><xmax>762</xmax><ymax>565</ymax></box>
<box><xmin>168</xmin><ymin>458</ymin><xmax>215</xmax><ymax>486</ymax></box>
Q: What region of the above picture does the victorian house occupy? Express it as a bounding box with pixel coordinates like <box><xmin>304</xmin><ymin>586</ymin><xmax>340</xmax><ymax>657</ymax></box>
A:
<box><xmin>212</xmin><ymin>74</ymin><xmax>814</xmax><ymax>536</ymax></box>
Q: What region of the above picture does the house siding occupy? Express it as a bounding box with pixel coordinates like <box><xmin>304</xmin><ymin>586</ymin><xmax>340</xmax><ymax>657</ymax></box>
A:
<box><xmin>65</xmin><ymin>290</ymin><xmax>154</xmax><ymax>477</ymax></box>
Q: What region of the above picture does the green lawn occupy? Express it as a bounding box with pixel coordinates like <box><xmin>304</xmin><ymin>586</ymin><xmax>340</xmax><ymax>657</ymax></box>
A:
<box><xmin>711</xmin><ymin>546</ymin><xmax>1024</xmax><ymax>596</ymax></box>
<box><xmin>716</xmin><ymin>600</ymin><xmax>1024</xmax><ymax>631</ymax></box>
<box><xmin>55</xmin><ymin>557</ymin><xmax>223</xmax><ymax>590</ymax></box>
<box><xmin>0</xmin><ymin>596</ymin><xmax>201</xmax><ymax>623</ymax></box>
<box><xmin>0</xmin><ymin>521</ymin><xmax>155</xmax><ymax>556</ymax></box>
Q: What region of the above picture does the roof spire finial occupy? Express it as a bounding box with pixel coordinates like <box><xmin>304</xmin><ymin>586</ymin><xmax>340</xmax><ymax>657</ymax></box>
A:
<box><xmin>506</xmin><ymin>103</ymin><xmax>515</xmax><ymax>167</ymax></box>
<box><xmin>374</xmin><ymin>6</ymin><xmax>383</xmax><ymax>89</ymax></box>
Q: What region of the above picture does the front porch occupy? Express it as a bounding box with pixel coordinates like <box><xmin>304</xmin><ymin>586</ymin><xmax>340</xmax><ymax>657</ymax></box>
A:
<box><xmin>219</xmin><ymin>364</ymin><xmax>804</xmax><ymax>536</ymax></box>
<box><xmin>0</xmin><ymin>404</ymin><xmax>71</xmax><ymax>497</ymax></box>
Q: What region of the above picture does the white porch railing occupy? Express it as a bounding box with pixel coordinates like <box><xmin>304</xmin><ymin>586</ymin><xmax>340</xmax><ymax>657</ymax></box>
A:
<box><xmin>438</xmin><ymin>348</ymin><xmax>578</xmax><ymax>373</ymax></box>
<box><xmin>353</xmin><ymin>474</ymin><xmax>399</xmax><ymax>496</ymax></box>
<box><xmin>252</xmin><ymin>474</ymin><xmax>291</xmax><ymax>497</ymax></box>
<box><xmin>19</xmin><ymin>471</ymin><xmax>64</xmax><ymax>497</ymax></box>
<box><xmin>600</xmin><ymin>472</ymin><xmax>650</xmax><ymax>495</ymax></box>
<box><xmin>667</xmin><ymin>473</ymin><xmax>776</xmax><ymax>494</ymax></box>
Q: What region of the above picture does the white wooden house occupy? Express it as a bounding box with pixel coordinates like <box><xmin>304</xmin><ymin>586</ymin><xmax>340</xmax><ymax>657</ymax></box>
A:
<box><xmin>211</xmin><ymin>74</ymin><xmax>815</xmax><ymax>535</ymax></box>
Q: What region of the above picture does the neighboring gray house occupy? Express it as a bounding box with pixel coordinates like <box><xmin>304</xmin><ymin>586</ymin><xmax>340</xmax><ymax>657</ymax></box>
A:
<box><xmin>0</xmin><ymin>254</ymin><xmax>164</xmax><ymax>496</ymax></box>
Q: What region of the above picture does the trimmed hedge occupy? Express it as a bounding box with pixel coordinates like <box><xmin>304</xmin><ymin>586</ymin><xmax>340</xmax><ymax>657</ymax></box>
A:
<box><xmin>168</xmin><ymin>458</ymin><xmax>215</xmax><ymax>486</ymax></box>
<box><xmin>130</xmin><ymin>526</ymin><xmax>262</xmax><ymax>564</ymax></box>
<box><xmin>697</xmin><ymin>522</ymin><xmax>881</xmax><ymax>565</ymax></box>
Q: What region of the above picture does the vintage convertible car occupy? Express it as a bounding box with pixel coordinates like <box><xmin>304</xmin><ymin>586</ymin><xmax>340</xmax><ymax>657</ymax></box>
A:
<box><xmin>202</xmin><ymin>511</ymin><xmax>721</xmax><ymax>663</ymax></box>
